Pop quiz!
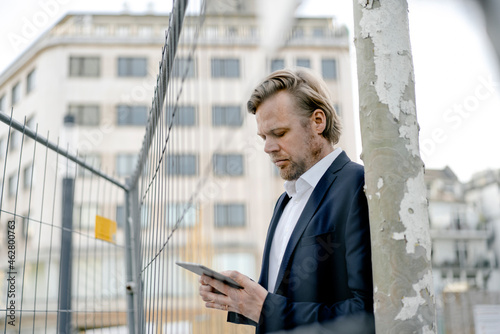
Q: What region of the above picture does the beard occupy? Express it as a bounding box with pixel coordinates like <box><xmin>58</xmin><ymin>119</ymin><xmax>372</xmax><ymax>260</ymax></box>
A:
<box><xmin>279</xmin><ymin>159</ymin><xmax>308</xmax><ymax>181</ymax></box>
<box><xmin>273</xmin><ymin>132</ymin><xmax>324</xmax><ymax>181</ymax></box>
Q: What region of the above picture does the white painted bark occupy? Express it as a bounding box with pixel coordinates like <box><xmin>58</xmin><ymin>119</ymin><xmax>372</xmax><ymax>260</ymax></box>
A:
<box><xmin>352</xmin><ymin>1</ymin><xmax>437</xmax><ymax>332</ymax></box>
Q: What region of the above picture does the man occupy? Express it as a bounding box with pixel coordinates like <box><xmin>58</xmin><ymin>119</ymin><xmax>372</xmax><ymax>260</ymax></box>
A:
<box><xmin>199</xmin><ymin>68</ymin><xmax>374</xmax><ymax>333</ymax></box>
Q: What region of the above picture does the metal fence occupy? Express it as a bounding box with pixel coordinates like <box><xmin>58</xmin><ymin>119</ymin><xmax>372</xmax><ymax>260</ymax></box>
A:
<box><xmin>0</xmin><ymin>110</ymin><xmax>130</xmax><ymax>333</ymax></box>
<box><xmin>1</xmin><ymin>0</ymin><xmax>233</xmax><ymax>333</ymax></box>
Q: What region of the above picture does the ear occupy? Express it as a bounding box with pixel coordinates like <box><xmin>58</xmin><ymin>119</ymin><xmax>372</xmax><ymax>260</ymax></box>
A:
<box><xmin>310</xmin><ymin>109</ymin><xmax>326</xmax><ymax>135</ymax></box>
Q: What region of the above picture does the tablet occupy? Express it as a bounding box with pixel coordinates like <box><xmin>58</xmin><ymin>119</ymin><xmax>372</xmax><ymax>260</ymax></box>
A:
<box><xmin>176</xmin><ymin>261</ymin><xmax>243</xmax><ymax>289</ymax></box>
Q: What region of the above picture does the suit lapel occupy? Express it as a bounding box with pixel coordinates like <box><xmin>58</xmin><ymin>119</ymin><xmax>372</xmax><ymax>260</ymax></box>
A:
<box><xmin>258</xmin><ymin>193</ymin><xmax>291</xmax><ymax>289</ymax></box>
<box><xmin>273</xmin><ymin>152</ymin><xmax>350</xmax><ymax>293</ymax></box>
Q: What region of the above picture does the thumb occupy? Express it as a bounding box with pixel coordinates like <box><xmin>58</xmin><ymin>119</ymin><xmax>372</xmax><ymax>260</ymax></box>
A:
<box><xmin>220</xmin><ymin>270</ymin><xmax>250</xmax><ymax>286</ymax></box>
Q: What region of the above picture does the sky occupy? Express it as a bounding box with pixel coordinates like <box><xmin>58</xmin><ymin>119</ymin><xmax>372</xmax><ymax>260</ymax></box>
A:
<box><xmin>0</xmin><ymin>0</ymin><xmax>499</xmax><ymax>182</ymax></box>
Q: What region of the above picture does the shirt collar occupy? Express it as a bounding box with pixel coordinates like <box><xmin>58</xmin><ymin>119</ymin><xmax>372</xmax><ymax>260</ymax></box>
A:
<box><xmin>284</xmin><ymin>147</ymin><xmax>343</xmax><ymax>198</ymax></box>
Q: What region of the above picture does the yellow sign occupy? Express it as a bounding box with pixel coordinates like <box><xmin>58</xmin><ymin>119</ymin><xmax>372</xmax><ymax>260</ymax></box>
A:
<box><xmin>95</xmin><ymin>215</ymin><xmax>117</xmax><ymax>243</ymax></box>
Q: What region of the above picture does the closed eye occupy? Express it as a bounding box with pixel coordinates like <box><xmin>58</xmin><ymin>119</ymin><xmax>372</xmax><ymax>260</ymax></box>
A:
<box><xmin>272</xmin><ymin>130</ymin><xmax>286</xmax><ymax>138</ymax></box>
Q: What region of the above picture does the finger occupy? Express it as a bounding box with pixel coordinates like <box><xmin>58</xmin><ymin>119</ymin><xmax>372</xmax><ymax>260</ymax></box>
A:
<box><xmin>205</xmin><ymin>301</ymin><xmax>231</xmax><ymax>312</ymax></box>
<box><xmin>202</xmin><ymin>291</ymin><xmax>230</xmax><ymax>306</ymax></box>
<box><xmin>199</xmin><ymin>284</ymin><xmax>214</xmax><ymax>293</ymax></box>
<box><xmin>201</xmin><ymin>275</ymin><xmax>232</xmax><ymax>296</ymax></box>
<box><xmin>220</xmin><ymin>270</ymin><xmax>250</xmax><ymax>287</ymax></box>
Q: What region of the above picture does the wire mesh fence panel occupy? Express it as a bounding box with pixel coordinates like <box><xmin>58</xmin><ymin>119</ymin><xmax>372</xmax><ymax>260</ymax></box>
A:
<box><xmin>0</xmin><ymin>112</ymin><xmax>130</xmax><ymax>333</ymax></box>
<box><xmin>127</xmin><ymin>0</ymin><xmax>263</xmax><ymax>333</ymax></box>
<box><xmin>0</xmin><ymin>0</ymin><xmax>317</xmax><ymax>332</ymax></box>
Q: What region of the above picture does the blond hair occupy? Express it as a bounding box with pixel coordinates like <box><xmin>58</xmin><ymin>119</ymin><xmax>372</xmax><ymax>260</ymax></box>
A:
<box><xmin>247</xmin><ymin>67</ymin><xmax>342</xmax><ymax>145</ymax></box>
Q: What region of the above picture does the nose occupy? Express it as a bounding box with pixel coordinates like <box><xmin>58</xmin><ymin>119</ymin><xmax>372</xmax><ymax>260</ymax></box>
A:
<box><xmin>264</xmin><ymin>138</ymin><xmax>279</xmax><ymax>154</ymax></box>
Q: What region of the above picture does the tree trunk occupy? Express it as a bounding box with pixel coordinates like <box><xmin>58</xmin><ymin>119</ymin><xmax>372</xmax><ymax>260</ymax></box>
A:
<box><xmin>352</xmin><ymin>1</ymin><xmax>437</xmax><ymax>332</ymax></box>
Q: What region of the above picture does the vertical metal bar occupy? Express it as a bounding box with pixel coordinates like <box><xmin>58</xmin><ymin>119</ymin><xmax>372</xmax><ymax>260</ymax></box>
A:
<box><xmin>128</xmin><ymin>184</ymin><xmax>143</xmax><ymax>333</ymax></box>
<box><xmin>74</xmin><ymin>157</ymin><xmax>85</xmax><ymax>331</ymax></box>
<box><xmin>19</xmin><ymin>119</ymin><xmax>37</xmax><ymax>333</ymax></box>
<box><xmin>92</xmin><ymin>165</ymin><xmax>102</xmax><ymax>330</ymax></box>
<box><xmin>57</xmin><ymin>176</ymin><xmax>75</xmax><ymax>333</ymax></box>
<box><xmin>124</xmin><ymin>188</ymin><xmax>136</xmax><ymax>334</ymax></box>
<box><xmin>45</xmin><ymin>135</ymin><xmax>60</xmax><ymax>333</ymax></box>
<box><xmin>33</xmin><ymin>128</ymin><xmax>49</xmax><ymax>333</ymax></box>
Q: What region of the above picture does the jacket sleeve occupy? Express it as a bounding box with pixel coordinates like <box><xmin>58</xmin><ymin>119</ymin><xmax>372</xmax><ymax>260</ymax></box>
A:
<box><xmin>256</xmin><ymin>179</ymin><xmax>373</xmax><ymax>332</ymax></box>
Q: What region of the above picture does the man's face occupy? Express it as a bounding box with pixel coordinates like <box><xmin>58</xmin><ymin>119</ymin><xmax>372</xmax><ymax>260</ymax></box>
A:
<box><xmin>256</xmin><ymin>91</ymin><xmax>323</xmax><ymax>181</ymax></box>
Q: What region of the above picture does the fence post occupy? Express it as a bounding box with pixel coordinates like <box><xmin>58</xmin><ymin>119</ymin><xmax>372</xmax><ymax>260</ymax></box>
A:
<box><xmin>127</xmin><ymin>185</ymin><xmax>143</xmax><ymax>333</ymax></box>
<box><xmin>58</xmin><ymin>177</ymin><xmax>74</xmax><ymax>333</ymax></box>
<box><xmin>124</xmin><ymin>189</ymin><xmax>136</xmax><ymax>334</ymax></box>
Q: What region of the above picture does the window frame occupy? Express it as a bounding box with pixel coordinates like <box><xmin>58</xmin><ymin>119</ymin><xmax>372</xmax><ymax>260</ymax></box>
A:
<box><xmin>68</xmin><ymin>104</ymin><xmax>100</xmax><ymax>126</ymax></box>
<box><xmin>270</xmin><ymin>58</ymin><xmax>285</xmax><ymax>72</ymax></box>
<box><xmin>26</xmin><ymin>69</ymin><xmax>36</xmax><ymax>94</ymax></box>
<box><xmin>69</xmin><ymin>56</ymin><xmax>100</xmax><ymax>77</ymax></box>
<box><xmin>115</xmin><ymin>153</ymin><xmax>138</xmax><ymax>177</ymax></box>
<box><xmin>165</xmin><ymin>153</ymin><xmax>198</xmax><ymax>176</ymax></box>
<box><xmin>23</xmin><ymin>164</ymin><xmax>33</xmax><ymax>189</ymax></box>
<box><xmin>214</xmin><ymin>203</ymin><xmax>246</xmax><ymax>228</ymax></box>
<box><xmin>11</xmin><ymin>82</ymin><xmax>21</xmax><ymax>105</ymax></box>
<box><xmin>211</xmin><ymin>58</ymin><xmax>240</xmax><ymax>78</ymax></box>
<box><xmin>321</xmin><ymin>58</ymin><xmax>338</xmax><ymax>80</ymax></box>
<box><xmin>116</xmin><ymin>105</ymin><xmax>148</xmax><ymax>126</ymax></box>
<box><xmin>296</xmin><ymin>58</ymin><xmax>311</xmax><ymax>68</ymax></box>
<box><xmin>213</xmin><ymin>153</ymin><xmax>244</xmax><ymax>176</ymax></box>
<box><xmin>172</xmin><ymin>57</ymin><xmax>196</xmax><ymax>78</ymax></box>
<box><xmin>117</xmin><ymin>57</ymin><xmax>148</xmax><ymax>77</ymax></box>
<box><xmin>212</xmin><ymin>105</ymin><xmax>243</xmax><ymax>127</ymax></box>
<box><xmin>166</xmin><ymin>105</ymin><xmax>197</xmax><ymax>127</ymax></box>
<box><xmin>0</xmin><ymin>94</ymin><xmax>5</xmax><ymax>112</ymax></box>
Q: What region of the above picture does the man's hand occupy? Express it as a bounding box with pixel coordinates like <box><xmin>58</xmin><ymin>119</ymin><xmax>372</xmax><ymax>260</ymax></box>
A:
<box><xmin>199</xmin><ymin>270</ymin><xmax>268</xmax><ymax>323</ymax></box>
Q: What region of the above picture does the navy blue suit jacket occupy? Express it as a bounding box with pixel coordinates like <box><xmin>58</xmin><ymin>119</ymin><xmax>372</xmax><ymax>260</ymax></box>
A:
<box><xmin>228</xmin><ymin>151</ymin><xmax>374</xmax><ymax>333</ymax></box>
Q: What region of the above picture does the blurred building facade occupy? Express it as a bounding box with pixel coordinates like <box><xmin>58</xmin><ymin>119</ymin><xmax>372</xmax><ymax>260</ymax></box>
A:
<box><xmin>0</xmin><ymin>2</ymin><xmax>356</xmax><ymax>332</ymax></box>
<box><xmin>425</xmin><ymin>166</ymin><xmax>500</xmax><ymax>333</ymax></box>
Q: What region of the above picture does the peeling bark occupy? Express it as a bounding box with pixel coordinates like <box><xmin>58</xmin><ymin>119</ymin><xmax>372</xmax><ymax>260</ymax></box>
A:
<box><xmin>352</xmin><ymin>0</ymin><xmax>437</xmax><ymax>332</ymax></box>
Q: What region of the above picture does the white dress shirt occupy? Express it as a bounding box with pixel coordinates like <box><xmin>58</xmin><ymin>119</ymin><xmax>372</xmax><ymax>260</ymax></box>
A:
<box><xmin>267</xmin><ymin>148</ymin><xmax>342</xmax><ymax>293</ymax></box>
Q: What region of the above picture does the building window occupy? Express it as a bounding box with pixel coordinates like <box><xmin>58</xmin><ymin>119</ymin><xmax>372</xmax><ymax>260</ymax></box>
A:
<box><xmin>26</xmin><ymin>69</ymin><xmax>36</xmax><ymax>94</ymax></box>
<box><xmin>78</xmin><ymin>154</ymin><xmax>101</xmax><ymax>177</ymax></box>
<box><xmin>212</xmin><ymin>105</ymin><xmax>243</xmax><ymax>127</ymax></box>
<box><xmin>0</xmin><ymin>94</ymin><xmax>5</xmax><ymax>112</ymax></box>
<box><xmin>116</xmin><ymin>25</ymin><xmax>130</xmax><ymax>37</ymax></box>
<box><xmin>211</xmin><ymin>58</ymin><xmax>240</xmax><ymax>78</ymax></box>
<box><xmin>321</xmin><ymin>59</ymin><xmax>337</xmax><ymax>80</ymax></box>
<box><xmin>23</xmin><ymin>165</ymin><xmax>33</xmax><ymax>189</ymax></box>
<box><xmin>26</xmin><ymin>115</ymin><xmax>36</xmax><ymax>129</ymax></box>
<box><xmin>166</xmin><ymin>105</ymin><xmax>197</xmax><ymax>127</ymax></box>
<box><xmin>11</xmin><ymin>82</ymin><xmax>21</xmax><ymax>105</ymax></box>
<box><xmin>313</xmin><ymin>27</ymin><xmax>325</xmax><ymax>37</ymax></box>
<box><xmin>166</xmin><ymin>154</ymin><xmax>197</xmax><ymax>176</ymax></box>
<box><xmin>213</xmin><ymin>154</ymin><xmax>244</xmax><ymax>176</ymax></box>
<box><xmin>8</xmin><ymin>174</ymin><xmax>18</xmax><ymax>198</ymax></box>
<box><xmin>0</xmin><ymin>137</ymin><xmax>5</xmax><ymax>158</ymax></box>
<box><xmin>21</xmin><ymin>214</ymin><xmax>30</xmax><ymax>240</ymax></box>
<box><xmin>292</xmin><ymin>27</ymin><xmax>304</xmax><ymax>38</ymax></box>
<box><xmin>95</xmin><ymin>25</ymin><xmax>109</xmax><ymax>36</ymax></box>
<box><xmin>214</xmin><ymin>203</ymin><xmax>246</xmax><ymax>228</ymax></box>
<box><xmin>117</xmin><ymin>105</ymin><xmax>148</xmax><ymax>126</ymax></box>
<box><xmin>69</xmin><ymin>56</ymin><xmax>100</xmax><ymax>77</ymax></box>
<box><xmin>118</xmin><ymin>57</ymin><xmax>147</xmax><ymax>77</ymax></box>
<box><xmin>9</xmin><ymin>131</ymin><xmax>20</xmax><ymax>151</ymax></box>
<box><xmin>68</xmin><ymin>105</ymin><xmax>100</xmax><ymax>126</ymax></box>
<box><xmin>116</xmin><ymin>205</ymin><xmax>125</xmax><ymax>227</ymax></box>
<box><xmin>173</xmin><ymin>57</ymin><xmax>196</xmax><ymax>78</ymax></box>
<box><xmin>214</xmin><ymin>253</ymin><xmax>256</xmax><ymax>279</ymax></box>
<box><xmin>166</xmin><ymin>203</ymin><xmax>197</xmax><ymax>228</ymax></box>
<box><xmin>270</xmin><ymin>59</ymin><xmax>285</xmax><ymax>72</ymax></box>
<box><xmin>116</xmin><ymin>154</ymin><xmax>137</xmax><ymax>177</ymax></box>
<box><xmin>296</xmin><ymin>58</ymin><xmax>310</xmax><ymax>68</ymax></box>
<box><xmin>73</xmin><ymin>203</ymin><xmax>101</xmax><ymax>228</ymax></box>
<box><xmin>333</xmin><ymin>103</ymin><xmax>341</xmax><ymax>117</ymax></box>
<box><xmin>138</xmin><ymin>25</ymin><xmax>152</xmax><ymax>37</ymax></box>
